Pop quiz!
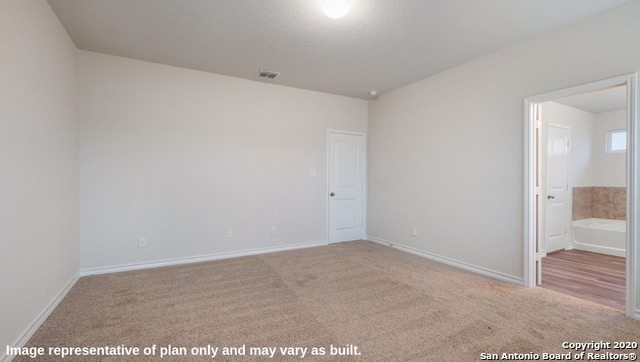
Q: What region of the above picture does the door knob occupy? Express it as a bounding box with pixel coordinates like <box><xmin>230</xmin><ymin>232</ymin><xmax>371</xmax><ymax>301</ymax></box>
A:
<box><xmin>547</xmin><ymin>194</ymin><xmax>555</xmax><ymax>200</ymax></box>
<box><xmin>330</xmin><ymin>192</ymin><xmax>335</xmax><ymax>197</ymax></box>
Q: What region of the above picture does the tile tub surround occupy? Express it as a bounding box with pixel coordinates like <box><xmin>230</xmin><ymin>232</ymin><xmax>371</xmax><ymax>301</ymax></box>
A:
<box><xmin>572</xmin><ymin>187</ymin><xmax>626</xmax><ymax>221</ymax></box>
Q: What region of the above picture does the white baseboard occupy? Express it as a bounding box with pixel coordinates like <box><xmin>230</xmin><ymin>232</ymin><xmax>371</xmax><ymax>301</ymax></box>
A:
<box><xmin>366</xmin><ymin>236</ymin><xmax>523</xmax><ymax>285</ymax></box>
<box><xmin>573</xmin><ymin>243</ymin><xmax>626</xmax><ymax>257</ymax></box>
<box><xmin>2</xmin><ymin>273</ymin><xmax>79</xmax><ymax>362</ymax></box>
<box><xmin>80</xmin><ymin>240</ymin><xmax>328</xmax><ymax>276</ymax></box>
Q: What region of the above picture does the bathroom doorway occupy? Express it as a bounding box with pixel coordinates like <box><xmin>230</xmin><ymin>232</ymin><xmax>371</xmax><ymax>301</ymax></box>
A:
<box><xmin>524</xmin><ymin>74</ymin><xmax>639</xmax><ymax>318</ymax></box>
<box><xmin>538</xmin><ymin>85</ymin><xmax>627</xmax><ymax>310</ymax></box>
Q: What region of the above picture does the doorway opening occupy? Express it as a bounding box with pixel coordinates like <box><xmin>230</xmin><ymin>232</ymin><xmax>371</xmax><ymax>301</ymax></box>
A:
<box><xmin>539</xmin><ymin>87</ymin><xmax>626</xmax><ymax>310</ymax></box>
<box><xmin>524</xmin><ymin>74</ymin><xmax>639</xmax><ymax>319</ymax></box>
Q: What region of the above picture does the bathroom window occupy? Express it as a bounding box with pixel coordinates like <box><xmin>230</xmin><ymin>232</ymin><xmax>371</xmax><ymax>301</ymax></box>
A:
<box><xmin>607</xmin><ymin>129</ymin><xmax>627</xmax><ymax>153</ymax></box>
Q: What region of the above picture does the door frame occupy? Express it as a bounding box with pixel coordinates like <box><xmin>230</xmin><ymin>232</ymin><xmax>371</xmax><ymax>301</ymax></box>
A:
<box><xmin>524</xmin><ymin>73</ymin><xmax>639</xmax><ymax>319</ymax></box>
<box><xmin>327</xmin><ymin>129</ymin><xmax>367</xmax><ymax>243</ymax></box>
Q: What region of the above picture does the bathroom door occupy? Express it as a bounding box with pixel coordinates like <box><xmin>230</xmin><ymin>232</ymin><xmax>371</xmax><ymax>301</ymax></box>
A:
<box><xmin>545</xmin><ymin>124</ymin><xmax>570</xmax><ymax>253</ymax></box>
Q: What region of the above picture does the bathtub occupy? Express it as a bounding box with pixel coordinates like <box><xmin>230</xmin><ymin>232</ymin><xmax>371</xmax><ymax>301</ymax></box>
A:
<box><xmin>572</xmin><ymin>218</ymin><xmax>626</xmax><ymax>257</ymax></box>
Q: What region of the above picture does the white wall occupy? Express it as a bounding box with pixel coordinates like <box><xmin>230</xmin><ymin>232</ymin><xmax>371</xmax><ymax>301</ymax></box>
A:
<box><xmin>539</xmin><ymin>104</ymin><xmax>627</xmax><ymax>189</ymax></box>
<box><xmin>367</xmin><ymin>0</ymin><xmax>640</xmax><ymax>281</ymax></box>
<box><xmin>78</xmin><ymin>51</ymin><xmax>367</xmax><ymax>270</ymax></box>
<box><xmin>0</xmin><ymin>0</ymin><xmax>78</xmax><ymax>356</ymax></box>
<box><xmin>593</xmin><ymin>109</ymin><xmax>627</xmax><ymax>186</ymax></box>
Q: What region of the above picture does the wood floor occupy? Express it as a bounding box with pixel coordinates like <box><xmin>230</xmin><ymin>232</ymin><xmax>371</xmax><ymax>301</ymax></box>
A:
<box><xmin>540</xmin><ymin>249</ymin><xmax>625</xmax><ymax>310</ymax></box>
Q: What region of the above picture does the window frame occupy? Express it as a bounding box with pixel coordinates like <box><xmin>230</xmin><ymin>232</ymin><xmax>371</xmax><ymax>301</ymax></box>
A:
<box><xmin>606</xmin><ymin>129</ymin><xmax>627</xmax><ymax>154</ymax></box>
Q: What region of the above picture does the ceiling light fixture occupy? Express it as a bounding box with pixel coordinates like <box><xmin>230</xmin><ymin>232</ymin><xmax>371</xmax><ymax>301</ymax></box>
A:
<box><xmin>322</xmin><ymin>0</ymin><xmax>350</xmax><ymax>19</ymax></box>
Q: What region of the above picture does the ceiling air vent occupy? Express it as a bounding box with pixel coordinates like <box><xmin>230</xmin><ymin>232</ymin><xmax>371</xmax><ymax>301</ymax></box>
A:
<box><xmin>257</xmin><ymin>69</ymin><xmax>281</xmax><ymax>79</ymax></box>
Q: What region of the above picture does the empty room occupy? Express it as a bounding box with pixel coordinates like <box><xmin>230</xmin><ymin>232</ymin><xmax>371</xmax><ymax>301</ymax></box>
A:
<box><xmin>2</xmin><ymin>0</ymin><xmax>640</xmax><ymax>361</ymax></box>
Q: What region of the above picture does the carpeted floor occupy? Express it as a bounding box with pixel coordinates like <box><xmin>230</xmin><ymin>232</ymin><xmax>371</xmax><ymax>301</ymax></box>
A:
<box><xmin>15</xmin><ymin>241</ymin><xmax>640</xmax><ymax>361</ymax></box>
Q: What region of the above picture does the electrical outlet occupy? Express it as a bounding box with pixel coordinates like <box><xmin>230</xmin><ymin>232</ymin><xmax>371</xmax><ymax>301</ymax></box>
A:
<box><xmin>138</xmin><ymin>237</ymin><xmax>147</xmax><ymax>248</ymax></box>
<box><xmin>411</xmin><ymin>227</ymin><xmax>418</xmax><ymax>237</ymax></box>
<box><xmin>226</xmin><ymin>229</ymin><xmax>233</xmax><ymax>239</ymax></box>
<box><xmin>271</xmin><ymin>227</ymin><xmax>278</xmax><ymax>236</ymax></box>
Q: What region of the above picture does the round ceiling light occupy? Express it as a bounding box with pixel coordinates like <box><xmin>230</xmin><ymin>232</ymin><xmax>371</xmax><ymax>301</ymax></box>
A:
<box><xmin>322</xmin><ymin>0</ymin><xmax>350</xmax><ymax>19</ymax></box>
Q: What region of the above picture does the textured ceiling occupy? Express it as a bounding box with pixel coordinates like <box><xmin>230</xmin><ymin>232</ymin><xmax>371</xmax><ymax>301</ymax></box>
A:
<box><xmin>47</xmin><ymin>0</ymin><xmax>629</xmax><ymax>99</ymax></box>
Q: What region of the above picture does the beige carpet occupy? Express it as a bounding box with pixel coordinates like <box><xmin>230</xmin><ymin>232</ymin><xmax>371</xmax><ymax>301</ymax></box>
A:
<box><xmin>16</xmin><ymin>241</ymin><xmax>640</xmax><ymax>361</ymax></box>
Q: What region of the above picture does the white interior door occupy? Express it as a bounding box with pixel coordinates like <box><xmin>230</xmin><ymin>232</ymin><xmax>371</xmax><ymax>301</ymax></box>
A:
<box><xmin>328</xmin><ymin>132</ymin><xmax>364</xmax><ymax>243</ymax></box>
<box><xmin>544</xmin><ymin>124</ymin><xmax>570</xmax><ymax>253</ymax></box>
